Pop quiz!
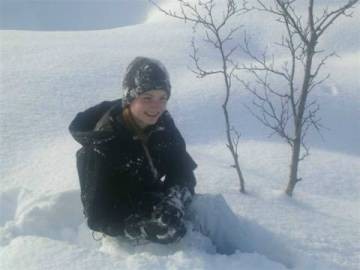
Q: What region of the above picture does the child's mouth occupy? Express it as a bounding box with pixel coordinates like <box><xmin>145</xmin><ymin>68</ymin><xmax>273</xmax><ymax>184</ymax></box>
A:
<box><xmin>145</xmin><ymin>112</ymin><xmax>160</xmax><ymax>118</ymax></box>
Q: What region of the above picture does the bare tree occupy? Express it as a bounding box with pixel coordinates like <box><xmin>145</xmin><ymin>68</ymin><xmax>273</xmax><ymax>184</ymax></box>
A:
<box><xmin>238</xmin><ymin>0</ymin><xmax>358</xmax><ymax>196</ymax></box>
<box><xmin>150</xmin><ymin>0</ymin><xmax>248</xmax><ymax>193</ymax></box>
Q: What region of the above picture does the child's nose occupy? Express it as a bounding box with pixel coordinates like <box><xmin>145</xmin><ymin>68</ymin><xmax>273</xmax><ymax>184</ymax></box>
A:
<box><xmin>151</xmin><ymin>99</ymin><xmax>165</xmax><ymax>108</ymax></box>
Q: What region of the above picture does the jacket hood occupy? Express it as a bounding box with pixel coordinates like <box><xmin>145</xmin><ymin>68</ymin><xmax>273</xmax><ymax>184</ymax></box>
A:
<box><xmin>69</xmin><ymin>99</ymin><xmax>123</xmax><ymax>146</ymax></box>
<box><xmin>69</xmin><ymin>99</ymin><xmax>171</xmax><ymax>146</ymax></box>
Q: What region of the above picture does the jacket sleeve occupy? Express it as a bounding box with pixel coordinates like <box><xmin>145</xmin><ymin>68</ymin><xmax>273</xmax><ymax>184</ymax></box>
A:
<box><xmin>68</xmin><ymin>100</ymin><xmax>115</xmax><ymax>146</ymax></box>
<box><xmin>162</xmin><ymin>113</ymin><xmax>197</xmax><ymax>194</ymax></box>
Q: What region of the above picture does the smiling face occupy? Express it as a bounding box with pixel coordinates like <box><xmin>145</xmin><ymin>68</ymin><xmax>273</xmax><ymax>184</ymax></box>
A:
<box><xmin>129</xmin><ymin>89</ymin><xmax>168</xmax><ymax>129</ymax></box>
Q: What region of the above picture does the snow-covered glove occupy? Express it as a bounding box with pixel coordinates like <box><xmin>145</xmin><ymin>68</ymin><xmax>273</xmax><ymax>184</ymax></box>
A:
<box><xmin>123</xmin><ymin>212</ymin><xmax>186</xmax><ymax>244</ymax></box>
<box><xmin>153</xmin><ymin>186</ymin><xmax>192</xmax><ymax>226</ymax></box>
<box><xmin>166</xmin><ymin>185</ymin><xmax>193</xmax><ymax>207</ymax></box>
<box><xmin>123</xmin><ymin>214</ymin><xmax>146</xmax><ymax>240</ymax></box>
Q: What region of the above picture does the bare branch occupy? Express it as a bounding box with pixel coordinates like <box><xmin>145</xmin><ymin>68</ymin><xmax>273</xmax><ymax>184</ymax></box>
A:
<box><xmin>230</xmin><ymin>126</ymin><xmax>241</xmax><ymax>151</ymax></box>
<box><xmin>308</xmin><ymin>73</ymin><xmax>330</xmax><ymax>93</ymax></box>
<box><xmin>311</xmin><ymin>52</ymin><xmax>337</xmax><ymax>79</ymax></box>
<box><xmin>223</xmin><ymin>25</ymin><xmax>242</xmax><ymax>44</ymax></box>
<box><xmin>149</xmin><ymin>0</ymin><xmax>214</xmax><ymax>28</ymax></box>
<box><xmin>189</xmin><ymin>38</ymin><xmax>223</xmax><ymax>77</ymax></box>
<box><xmin>252</xmin><ymin>0</ymin><xmax>302</xmax><ymax>50</ymax></box>
<box><xmin>315</xmin><ymin>0</ymin><xmax>359</xmax><ymax>37</ymax></box>
<box><xmin>239</xmin><ymin>34</ymin><xmax>290</xmax><ymax>81</ymax></box>
<box><xmin>240</xmin><ymin>78</ymin><xmax>293</xmax><ymax>146</ymax></box>
<box><xmin>299</xmin><ymin>141</ymin><xmax>310</xmax><ymax>161</ymax></box>
<box><xmin>225</xmin><ymin>45</ymin><xmax>239</xmax><ymax>62</ymax></box>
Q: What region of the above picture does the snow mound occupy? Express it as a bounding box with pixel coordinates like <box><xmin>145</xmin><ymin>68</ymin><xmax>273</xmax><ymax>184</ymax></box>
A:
<box><xmin>0</xmin><ymin>190</ymin><xmax>295</xmax><ymax>270</ymax></box>
<box><xmin>1</xmin><ymin>189</ymin><xmax>346</xmax><ymax>270</ymax></box>
<box><xmin>0</xmin><ymin>188</ymin><xmax>83</xmax><ymax>246</ymax></box>
<box><xmin>0</xmin><ymin>1</ymin><xmax>155</xmax><ymax>31</ymax></box>
<box><xmin>0</xmin><ymin>236</ymin><xmax>116</xmax><ymax>270</ymax></box>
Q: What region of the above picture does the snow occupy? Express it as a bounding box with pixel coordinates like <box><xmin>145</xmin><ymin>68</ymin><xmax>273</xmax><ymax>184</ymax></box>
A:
<box><xmin>1</xmin><ymin>0</ymin><xmax>359</xmax><ymax>269</ymax></box>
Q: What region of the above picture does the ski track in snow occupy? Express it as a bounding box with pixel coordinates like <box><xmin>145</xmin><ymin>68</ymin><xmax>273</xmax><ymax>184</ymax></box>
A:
<box><xmin>1</xmin><ymin>0</ymin><xmax>359</xmax><ymax>269</ymax></box>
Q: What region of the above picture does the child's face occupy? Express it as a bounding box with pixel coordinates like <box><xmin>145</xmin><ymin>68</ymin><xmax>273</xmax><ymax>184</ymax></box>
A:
<box><xmin>129</xmin><ymin>89</ymin><xmax>168</xmax><ymax>128</ymax></box>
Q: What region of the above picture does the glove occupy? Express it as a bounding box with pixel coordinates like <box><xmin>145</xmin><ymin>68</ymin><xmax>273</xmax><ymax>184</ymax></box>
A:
<box><xmin>153</xmin><ymin>186</ymin><xmax>192</xmax><ymax>226</ymax></box>
<box><xmin>123</xmin><ymin>214</ymin><xmax>147</xmax><ymax>240</ymax></box>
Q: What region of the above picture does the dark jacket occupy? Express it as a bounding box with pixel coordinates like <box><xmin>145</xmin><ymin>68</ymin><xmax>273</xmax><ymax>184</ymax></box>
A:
<box><xmin>69</xmin><ymin>99</ymin><xmax>197</xmax><ymax>235</ymax></box>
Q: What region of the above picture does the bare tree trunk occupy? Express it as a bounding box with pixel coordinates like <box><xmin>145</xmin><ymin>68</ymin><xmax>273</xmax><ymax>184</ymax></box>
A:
<box><xmin>286</xmin><ymin>136</ymin><xmax>301</xmax><ymax>196</ymax></box>
<box><xmin>223</xmin><ymin>103</ymin><xmax>246</xmax><ymax>193</ymax></box>
<box><xmin>220</xmin><ymin>41</ymin><xmax>246</xmax><ymax>193</ymax></box>
<box><xmin>286</xmin><ymin>27</ymin><xmax>316</xmax><ymax>195</ymax></box>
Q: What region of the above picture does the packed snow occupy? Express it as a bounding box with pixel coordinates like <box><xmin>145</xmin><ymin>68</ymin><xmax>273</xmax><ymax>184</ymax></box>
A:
<box><xmin>1</xmin><ymin>1</ymin><xmax>359</xmax><ymax>270</ymax></box>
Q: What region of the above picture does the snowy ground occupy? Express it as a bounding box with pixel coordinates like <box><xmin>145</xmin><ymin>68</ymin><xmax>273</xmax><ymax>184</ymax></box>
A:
<box><xmin>1</xmin><ymin>1</ymin><xmax>359</xmax><ymax>270</ymax></box>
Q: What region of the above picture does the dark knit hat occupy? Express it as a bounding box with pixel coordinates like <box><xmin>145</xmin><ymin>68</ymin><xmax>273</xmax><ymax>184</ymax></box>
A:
<box><xmin>122</xmin><ymin>57</ymin><xmax>171</xmax><ymax>106</ymax></box>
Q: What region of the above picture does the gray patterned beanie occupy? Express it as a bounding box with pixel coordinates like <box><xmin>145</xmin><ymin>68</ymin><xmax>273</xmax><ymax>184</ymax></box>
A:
<box><xmin>122</xmin><ymin>56</ymin><xmax>171</xmax><ymax>106</ymax></box>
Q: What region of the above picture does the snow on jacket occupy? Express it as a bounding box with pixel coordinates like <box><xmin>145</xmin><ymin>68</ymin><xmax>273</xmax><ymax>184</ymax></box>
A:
<box><xmin>68</xmin><ymin>99</ymin><xmax>197</xmax><ymax>235</ymax></box>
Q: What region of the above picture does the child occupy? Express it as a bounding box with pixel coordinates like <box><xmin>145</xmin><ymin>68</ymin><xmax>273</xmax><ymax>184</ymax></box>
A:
<box><xmin>69</xmin><ymin>56</ymin><xmax>197</xmax><ymax>244</ymax></box>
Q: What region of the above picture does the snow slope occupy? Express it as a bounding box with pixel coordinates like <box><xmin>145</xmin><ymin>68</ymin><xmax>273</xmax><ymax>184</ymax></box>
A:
<box><xmin>1</xmin><ymin>0</ymin><xmax>359</xmax><ymax>269</ymax></box>
<box><xmin>0</xmin><ymin>0</ymin><xmax>155</xmax><ymax>30</ymax></box>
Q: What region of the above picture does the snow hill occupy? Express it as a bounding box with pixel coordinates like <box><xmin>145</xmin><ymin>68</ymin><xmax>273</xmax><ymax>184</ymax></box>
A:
<box><xmin>0</xmin><ymin>1</ymin><xmax>359</xmax><ymax>269</ymax></box>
